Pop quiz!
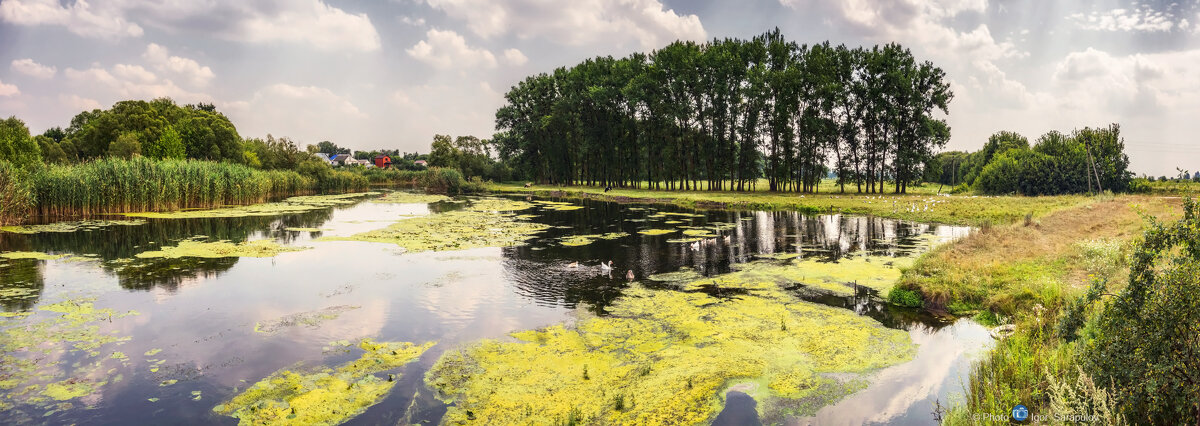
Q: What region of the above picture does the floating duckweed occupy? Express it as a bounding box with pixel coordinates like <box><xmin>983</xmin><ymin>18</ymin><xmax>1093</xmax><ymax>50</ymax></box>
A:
<box><xmin>637</xmin><ymin>229</ymin><xmax>675</xmax><ymax>236</ymax></box>
<box><xmin>559</xmin><ymin>232</ymin><xmax>630</xmax><ymax>247</ymax></box>
<box><xmin>254</xmin><ymin>305</ymin><xmax>360</xmax><ymax>334</ymax></box>
<box><xmin>0</xmin><ymin>251</ymin><xmax>67</xmax><ymax>261</ymax></box>
<box><xmin>214</xmin><ymin>339</ymin><xmax>434</xmax><ymax>426</ymax></box>
<box><xmin>126</xmin><ymin>192</ymin><xmax>378</xmax><ymax>219</ymax></box>
<box><xmin>646</xmin><ymin>267</ymin><xmax>704</xmax><ymax>283</ymax></box>
<box><xmin>679</xmin><ymin>255</ymin><xmax>913</xmax><ymax>296</ymax></box>
<box><xmin>283</xmin><ymin>227</ymin><xmax>322</xmax><ymax>232</ymax></box>
<box><xmin>191</xmin><ymin>390</ymin><xmax>202</xmax><ymax>401</ymax></box>
<box><xmin>666</xmin><ymin>238</ymin><xmax>704</xmax><ymax>244</ymax></box>
<box><xmin>427</xmin><ymin>273</ymin><xmax>915</xmax><ymax>424</ymax></box>
<box><xmin>160</xmin><ymin>380</ymin><xmax>177</xmax><ymax>387</ymax></box>
<box><xmin>664</xmin><ymin>220</ymin><xmax>683</xmax><ymax>225</ymax></box>
<box><xmin>1</xmin><ymin>297</ymin><xmax>138</xmax><ymax>415</ymax></box>
<box><xmin>135</xmin><ymin>238</ymin><xmax>307</xmax><ymax>259</ymax></box>
<box><xmin>144</xmin><ymin>348</ymin><xmax>162</xmax><ymax>357</ymax></box>
<box><xmin>662</xmin><ymin>212</ymin><xmax>704</xmax><ymax>218</ymax></box>
<box><xmin>681</xmin><ymin>229</ymin><xmax>717</xmax><ymax>238</ymax></box>
<box><xmin>756</xmin><ymin>252</ymin><xmax>800</xmax><ymax>260</ymax></box>
<box><xmin>0</xmin><ymin>220</ymin><xmax>147</xmax><ymax>234</ymax></box>
<box><xmin>545</xmin><ymin>205</ymin><xmax>584</xmax><ymax>211</ymax></box>
<box><xmin>321</xmin><ymin>199</ymin><xmax>548</xmax><ymax>252</ymax></box>
<box><xmin>147</xmin><ymin>398</ymin><xmax>160</xmax><ymax>403</ymax></box>
<box><xmin>708</xmin><ymin>222</ymin><xmax>737</xmax><ymax>231</ymax></box>
<box><xmin>371</xmin><ymin>192</ymin><xmax>450</xmax><ymax>204</ymax></box>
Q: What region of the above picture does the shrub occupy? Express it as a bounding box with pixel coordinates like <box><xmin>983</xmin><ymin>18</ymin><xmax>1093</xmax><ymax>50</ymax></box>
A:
<box><xmin>420</xmin><ymin>167</ymin><xmax>467</xmax><ymax>195</ymax></box>
<box><xmin>1126</xmin><ymin>177</ymin><xmax>1152</xmax><ymax>194</ymax></box>
<box><xmin>1085</xmin><ymin>198</ymin><xmax>1200</xmax><ymax>423</ymax></box>
<box><xmin>887</xmin><ymin>288</ymin><xmax>923</xmax><ymax>308</ymax></box>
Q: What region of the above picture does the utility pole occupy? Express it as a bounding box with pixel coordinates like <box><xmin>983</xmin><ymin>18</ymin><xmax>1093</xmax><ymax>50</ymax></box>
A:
<box><xmin>1084</xmin><ymin>136</ymin><xmax>1104</xmax><ymax>194</ymax></box>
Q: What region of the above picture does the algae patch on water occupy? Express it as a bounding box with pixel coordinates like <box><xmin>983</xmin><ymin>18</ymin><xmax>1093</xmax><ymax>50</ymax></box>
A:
<box><xmin>0</xmin><ymin>251</ymin><xmax>67</xmax><ymax>261</ymax></box>
<box><xmin>0</xmin><ymin>297</ymin><xmax>139</xmax><ymax>415</ymax></box>
<box><xmin>426</xmin><ymin>277</ymin><xmax>916</xmax><ymax>424</ymax></box>
<box><xmin>135</xmin><ymin>238</ymin><xmax>307</xmax><ymax>259</ymax></box>
<box><xmin>558</xmin><ymin>232</ymin><xmax>629</xmax><ymax>247</ymax></box>
<box><xmin>213</xmin><ymin>339</ymin><xmax>434</xmax><ymax>425</ymax></box>
<box><xmin>320</xmin><ymin>198</ymin><xmax>549</xmax><ymax>253</ymax></box>
<box><xmin>371</xmin><ymin>192</ymin><xmax>451</xmax><ymax>204</ymax></box>
<box><xmin>0</xmin><ymin>220</ymin><xmax>147</xmax><ymax>234</ymax></box>
<box><xmin>254</xmin><ymin>305</ymin><xmax>361</xmax><ymax>334</ymax></box>
<box><xmin>125</xmin><ymin>192</ymin><xmax>378</xmax><ymax>219</ymax></box>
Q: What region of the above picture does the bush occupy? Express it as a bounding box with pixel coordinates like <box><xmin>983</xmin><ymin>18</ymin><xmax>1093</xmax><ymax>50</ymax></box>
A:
<box><xmin>1126</xmin><ymin>177</ymin><xmax>1152</xmax><ymax>194</ymax></box>
<box><xmin>887</xmin><ymin>288</ymin><xmax>923</xmax><ymax>308</ymax></box>
<box><xmin>0</xmin><ymin>160</ymin><xmax>34</xmax><ymax>225</ymax></box>
<box><xmin>1085</xmin><ymin>198</ymin><xmax>1200</xmax><ymax>423</ymax></box>
<box><xmin>420</xmin><ymin>167</ymin><xmax>466</xmax><ymax>195</ymax></box>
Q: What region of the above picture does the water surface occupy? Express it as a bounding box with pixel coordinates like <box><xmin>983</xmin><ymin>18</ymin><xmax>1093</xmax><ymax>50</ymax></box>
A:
<box><xmin>0</xmin><ymin>193</ymin><xmax>986</xmax><ymax>425</ymax></box>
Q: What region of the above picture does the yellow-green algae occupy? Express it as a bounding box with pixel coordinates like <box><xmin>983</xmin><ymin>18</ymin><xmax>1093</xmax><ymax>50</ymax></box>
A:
<box><xmin>0</xmin><ymin>219</ymin><xmax>147</xmax><ymax>234</ymax></box>
<box><xmin>283</xmin><ymin>227</ymin><xmax>323</xmax><ymax>232</ymax></box>
<box><xmin>0</xmin><ymin>251</ymin><xmax>68</xmax><ymax>261</ymax></box>
<box><xmin>371</xmin><ymin>192</ymin><xmax>450</xmax><ymax>204</ymax></box>
<box><xmin>636</xmin><ymin>229</ymin><xmax>675</xmax><ymax>236</ymax></box>
<box><xmin>135</xmin><ymin>238</ymin><xmax>307</xmax><ymax>259</ymax></box>
<box><xmin>558</xmin><ymin>232</ymin><xmax>630</xmax><ymax>247</ymax></box>
<box><xmin>0</xmin><ymin>297</ymin><xmax>138</xmax><ymax>415</ymax></box>
<box><xmin>320</xmin><ymin>199</ymin><xmax>550</xmax><ymax>253</ymax></box>
<box><xmin>125</xmin><ymin>192</ymin><xmax>377</xmax><ymax>219</ymax></box>
<box><xmin>213</xmin><ymin>339</ymin><xmax>435</xmax><ymax>425</ymax></box>
<box><xmin>254</xmin><ymin>305</ymin><xmax>361</xmax><ymax>333</ymax></box>
<box><xmin>426</xmin><ymin>279</ymin><xmax>915</xmax><ymax>424</ymax></box>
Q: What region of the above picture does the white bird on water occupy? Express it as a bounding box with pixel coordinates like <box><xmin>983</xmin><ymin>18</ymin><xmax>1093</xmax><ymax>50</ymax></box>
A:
<box><xmin>568</xmin><ymin>261</ymin><xmax>579</xmax><ymax>268</ymax></box>
<box><xmin>599</xmin><ymin>260</ymin><xmax>613</xmax><ymax>273</ymax></box>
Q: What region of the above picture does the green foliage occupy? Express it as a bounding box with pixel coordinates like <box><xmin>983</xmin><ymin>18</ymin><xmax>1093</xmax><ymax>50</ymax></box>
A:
<box><xmin>0</xmin><ymin>116</ymin><xmax>41</xmax><ymax>165</ymax></box>
<box><xmin>420</xmin><ymin>167</ymin><xmax>467</xmax><ymax>195</ymax></box>
<box><xmin>63</xmin><ymin>98</ymin><xmax>242</xmax><ymax>162</ymax></box>
<box><xmin>314</xmin><ymin>140</ymin><xmax>350</xmax><ymax>154</ymax></box>
<box><xmin>106</xmin><ymin>132</ymin><xmax>142</xmax><ymax>158</ymax></box>
<box><xmin>494</xmin><ymin>31</ymin><xmax>950</xmax><ymax>194</ymax></box>
<box><xmin>143</xmin><ymin>125</ymin><xmax>185</xmax><ymax>159</ymax></box>
<box><xmin>242</xmin><ymin>135</ymin><xmax>309</xmax><ymax>170</ymax></box>
<box><xmin>1086</xmin><ymin>198</ymin><xmax>1200</xmax><ymax>423</ymax></box>
<box><xmin>886</xmin><ymin>288</ymin><xmax>923</xmax><ymax>308</ymax></box>
<box><xmin>973</xmin><ymin>126</ymin><xmax>1132</xmax><ymax>195</ymax></box>
<box><xmin>0</xmin><ymin>160</ymin><xmax>34</xmax><ymax>225</ymax></box>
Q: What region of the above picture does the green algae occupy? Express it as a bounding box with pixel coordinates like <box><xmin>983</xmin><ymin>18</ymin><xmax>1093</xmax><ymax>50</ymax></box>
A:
<box><xmin>646</xmin><ymin>267</ymin><xmax>704</xmax><ymax>283</ymax></box>
<box><xmin>320</xmin><ymin>199</ymin><xmax>549</xmax><ymax>253</ymax></box>
<box><xmin>213</xmin><ymin>339</ymin><xmax>435</xmax><ymax>425</ymax></box>
<box><xmin>0</xmin><ymin>251</ymin><xmax>67</xmax><ymax>261</ymax></box>
<box><xmin>0</xmin><ymin>220</ymin><xmax>146</xmax><ymax>234</ymax></box>
<box><xmin>664</xmin><ymin>220</ymin><xmax>684</xmax><ymax>224</ymax></box>
<box><xmin>144</xmin><ymin>348</ymin><xmax>162</xmax><ymax>357</ymax></box>
<box><xmin>0</xmin><ymin>297</ymin><xmax>139</xmax><ymax>414</ymax></box>
<box><xmin>681</xmin><ymin>229</ymin><xmax>717</xmax><ymax>238</ymax></box>
<box><xmin>254</xmin><ymin>305</ymin><xmax>360</xmax><ymax>334</ymax></box>
<box><xmin>371</xmin><ymin>192</ymin><xmax>450</xmax><ymax>204</ymax></box>
<box><xmin>135</xmin><ymin>238</ymin><xmax>307</xmax><ymax>259</ymax></box>
<box><xmin>125</xmin><ymin>192</ymin><xmax>377</xmax><ymax>219</ymax></box>
<box><xmin>666</xmin><ymin>237</ymin><xmax>704</xmax><ymax>244</ymax></box>
<box><xmin>637</xmin><ymin>229</ymin><xmax>675</xmax><ymax>236</ymax></box>
<box><xmin>426</xmin><ymin>274</ymin><xmax>916</xmax><ymax>424</ymax></box>
<box><xmin>546</xmin><ymin>205</ymin><xmax>584</xmax><ymax>211</ymax></box>
<box><xmin>283</xmin><ymin>227</ymin><xmax>323</xmax><ymax>232</ymax></box>
<box><xmin>559</xmin><ymin>232</ymin><xmax>630</xmax><ymax>247</ymax></box>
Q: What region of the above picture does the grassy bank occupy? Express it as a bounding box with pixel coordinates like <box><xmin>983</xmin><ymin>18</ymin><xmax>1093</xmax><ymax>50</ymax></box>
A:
<box><xmin>3</xmin><ymin>157</ymin><xmax>370</xmax><ymax>222</ymax></box>
<box><xmin>488</xmin><ymin>182</ymin><xmax>1088</xmax><ymax>227</ymax></box>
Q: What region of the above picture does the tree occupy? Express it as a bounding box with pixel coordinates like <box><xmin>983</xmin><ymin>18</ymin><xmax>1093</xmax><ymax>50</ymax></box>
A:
<box><xmin>35</xmin><ymin>135</ymin><xmax>68</xmax><ymax>164</ymax></box>
<box><xmin>144</xmin><ymin>126</ymin><xmax>185</xmax><ymax>160</ymax></box>
<box><xmin>315</xmin><ymin>140</ymin><xmax>349</xmax><ymax>154</ymax></box>
<box><xmin>107</xmin><ymin>132</ymin><xmax>142</xmax><ymax>158</ymax></box>
<box><xmin>0</xmin><ymin>116</ymin><xmax>41</xmax><ymax>165</ymax></box>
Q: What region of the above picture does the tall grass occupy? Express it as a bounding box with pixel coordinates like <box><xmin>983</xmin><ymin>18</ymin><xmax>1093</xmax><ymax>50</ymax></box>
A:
<box><xmin>0</xmin><ymin>160</ymin><xmax>34</xmax><ymax>225</ymax></box>
<box><xmin>29</xmin><ymin>157</ymin><xmax>325</xmax><ymax>216</ymax></box>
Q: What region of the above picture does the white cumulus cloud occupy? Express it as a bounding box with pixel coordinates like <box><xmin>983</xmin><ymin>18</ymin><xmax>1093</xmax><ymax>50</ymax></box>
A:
<box><xmin>407</xmin><ymin>29</ymin><xmax>498</xmax><ymax>69</ymax></box>
<box><xmin>0</xmin><ymin>79</ymin><xmax>19</xmax><ymax>97</ymax></box>
<box><xmin>143</xmin><ymin>44</ymin><xmax>215</xmax><ymax>87</ymax></box>
<box><xmin>10</xmin><ymin>58</ymin><xmax>57</xmax><ymax>79</ymax></box>
<box><xmin>502</xmin><ymin>48</ymin><xmax>528</xmax><ymax>66</ymax></box>
<box><xmin>0</xmin><ymin>0</ymin><xmax>143</xmax><ymax>39</ymax></box>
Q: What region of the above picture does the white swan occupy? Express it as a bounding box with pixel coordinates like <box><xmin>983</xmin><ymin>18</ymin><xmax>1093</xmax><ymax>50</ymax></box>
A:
<box><xmin>599</xmin><ymin>260</ymin><xmax>613</xmax><ymax>273</ymax></box>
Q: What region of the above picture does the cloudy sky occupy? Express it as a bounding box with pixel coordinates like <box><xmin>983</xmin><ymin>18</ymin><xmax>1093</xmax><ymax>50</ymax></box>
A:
<box><xmin>1</xmin><ymin>0</ymin><xmax>1198</xmax><ymax>175</ymax></box>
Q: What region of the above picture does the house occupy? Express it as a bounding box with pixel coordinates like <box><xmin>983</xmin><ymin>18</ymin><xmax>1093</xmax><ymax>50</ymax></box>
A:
<box><xmin>315</xmin><ymin>153</ymin><xmax>355</xmax><ymax>166</ymax></box>
<box><xmin>413</xmin><ymin>160</ymin><xmax>428</xmax><ymax>168</ymax></box>
<box><xmin>373</xmin><ymin>155</ymin><xmax>393</xmax><ymax>168</ymax></box>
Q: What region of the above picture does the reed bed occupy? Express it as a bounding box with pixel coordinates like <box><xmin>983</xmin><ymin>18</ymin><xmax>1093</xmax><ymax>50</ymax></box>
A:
<box><xmin>29</xmin><ymin>157</ymin><xmax>330</xmax><ymax>217</ymax></box>
<box><xmin>0</xmin><ymin>160</ymin><xmax>34</xmax><ymax>225</ymax></box>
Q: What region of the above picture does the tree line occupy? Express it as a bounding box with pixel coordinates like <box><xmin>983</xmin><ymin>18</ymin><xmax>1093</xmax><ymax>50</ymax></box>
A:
<box><xmin>492</xmin><ymin>29</ymin><xmax>952</xmax><ymax>194</ymax></box>
<box><xmin>924</xmin><ymin>125</ymin><xmax>1133</xmax><ymax>195</ymax></box>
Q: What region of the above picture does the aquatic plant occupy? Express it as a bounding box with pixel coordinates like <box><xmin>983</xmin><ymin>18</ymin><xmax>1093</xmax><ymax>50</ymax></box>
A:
<box><xmin>637</xmin><ymin>229</ymin><xmax>675</xmax><ymax>236</ymax></box>
<box><xmin>0</xmin><ymin>219</ymin><xmax>146</xmax><ymax>234</ymax></box>
<box><xmin>126</xmin><ymin>192</ymin><xmax>377</xmax><ymax>219</ymax></box>
<box><xmin>253</xmin><ymin>305</ymin><xmax>361</xmax><ymax>333</ymax></box>
<box><xmin>0</xmin><ymin>251</ymin><xmax>67</xmax><ymax>261</ymax></box>
<box><xmin>0</xmin><ymin>160</ymin><xmax>34</xmax><ymax>226</ymax></box>
<box><xmin>321</xmin><ymin>199</ymin><xmax>549</xmax><ymax>253</ymax></box>
<box><xmin>213</xmin><ymin>339</ymin><xmax>435</xmax><ymax>425</ymax></box>
<box><xmin>427</xmin><ymin>279</ymin><xmax>915</xmax><ymax>424</ymax></box>
<box><xmin>0</xmin><ymin>297</ymin><xmax>139</xmax><ymax>416</ymax></box>
<box><xmin>371</xmin><ymin>191</ymin><xmax>450</xmax><ymax>204</ymax></box>
<box><xmin>134</xmin><ymin>238</ymin><xmax>307</xmax><ymax>259</ymax></box>
<box><xmin>558</xmin><ymin>232</ymin><xmax>629</xmax><ymax>247</ymax></box>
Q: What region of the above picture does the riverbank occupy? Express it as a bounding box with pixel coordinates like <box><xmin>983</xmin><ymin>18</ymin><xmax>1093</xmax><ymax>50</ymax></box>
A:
<box><xmin>487</xmin><ymin>182</ymin><xmax>1089</xmax><ymax>227</ymax></box>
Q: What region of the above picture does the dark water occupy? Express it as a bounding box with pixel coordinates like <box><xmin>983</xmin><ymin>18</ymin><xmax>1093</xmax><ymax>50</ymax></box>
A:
<box><xmin>0</xmin><ymin>193</ymin><xmax>988</xmax><ymax>425</ymax></box>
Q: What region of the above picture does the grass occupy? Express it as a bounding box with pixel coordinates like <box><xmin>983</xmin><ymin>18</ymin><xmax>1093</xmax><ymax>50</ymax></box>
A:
<box><xmin>892</xmin><ymin>195</ymin><xmax>1179</xmax><ymax>314</ymax></box>
<box><xmin>488</xmin><ymin>182</ymin><xmax>1089</xmax><ymax>227</ymax></box>
<box><xmin>0</xmin><ymin>160</ymin><xmax>33</xmax><ymax>225</ymax></box>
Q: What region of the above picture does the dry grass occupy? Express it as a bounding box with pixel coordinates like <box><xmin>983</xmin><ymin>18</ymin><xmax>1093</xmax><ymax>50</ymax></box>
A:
<box><xmin>896</xmin><ymin>195</ymin><xmax>1182</xmax><ymax>313</ymax></box>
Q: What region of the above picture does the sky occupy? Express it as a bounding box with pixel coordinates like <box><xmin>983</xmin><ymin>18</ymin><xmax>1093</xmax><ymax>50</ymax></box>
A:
<box><xmin>1</xmin><ymin>0</ymin><xmax>1198</xmax><ymax>176</ymax></box>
